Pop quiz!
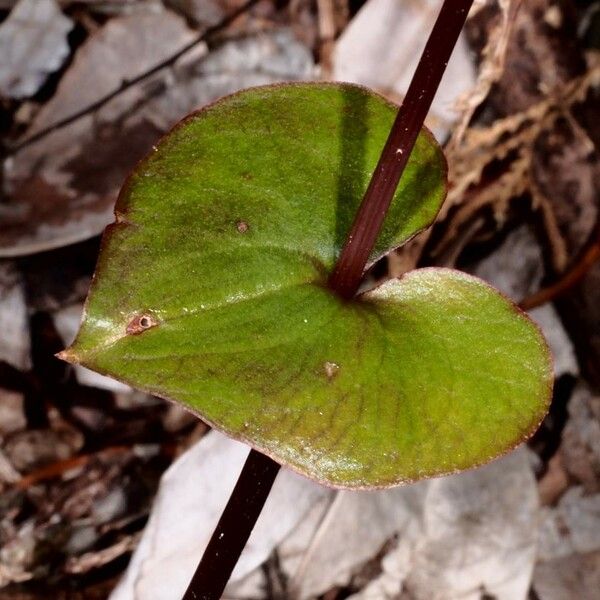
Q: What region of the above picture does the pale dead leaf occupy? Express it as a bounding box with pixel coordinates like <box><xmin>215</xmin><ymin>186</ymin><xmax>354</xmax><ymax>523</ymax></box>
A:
<box><xmin>0</xmin><ymin>528</ymin><xmax>34</xmax><ymax>586</ymax></box>
<box><xmin>266</xmin><ymin>451</ymin><xmax>537</xmax><ymax>600</ymax></box>
<box><xmin>117</xmin><ymin>440</ymin><xmax>539</xmax><ymax>600</ymax></box>
<box><xmin>561</xmin><ymin>383</ymin><xmax>600</xmax><ymax>493</ymax></box>
<box><xmin>0</xmin><ymin>0</ymin><xmax>73</xmax><ymax>98</ymax></box>
<box><xmin>537</xmin><ymin>486</ymin><xmax>600</xmax><ymax>561</ymax></box>
<box><xmin>350</xmin><ymin>450</ymin><xmax>538</xmax><ymax>600</ymax></box>
<box><xmin>0</xmin><ymin>388</ymin><xmax>26</xmax><ymax>437</ymax></box>
<box><xmin>286</xmin><ymin>485</ymin><xmax>426</xmax><ymax>599</ymax></box>
<box><xmin>2</xmin><ymin>10</ymin><xmax>197</xmax><ymax>257</ymax></box>
<box><xmin>0</xmin><ymin>263</ymin><xmax>30</xmax><ymax>371</ymax></box>
<box><xmin>332</xmin><ymin>0</ymin><xmax>476</xmax><ymax>140</ymax></box>
<box><xmin>1</xmin><ymin>19</ymin><xmax>314</xmax><ymax>257</ymax></box>
<box><xmin>165</xmin><ymin>0</ymin><xmax>227</xmax><ymax>25</ymax></box>
<box><xmin>533</xmin><ymin>551</ymin><xmax>600</xmax><ymax>600</ymax></box>
<box><xmin>0</xmin><ymin>446</ymin><xmax>21</xmax><ymax>485</ymax></box>
<box><xmin>110</xmin><ymin>431</ymin><xmax>330</xmax><ymax>600</ymax></box>
<box><xmin>0</xmin><ymin>0</ymin><xmax>163</xmax><ymax>9</ymax></box>
<box><xmin>538</xmin><ymin>453</ymin><xmax>569</xmax><ymax>506</ymax></box>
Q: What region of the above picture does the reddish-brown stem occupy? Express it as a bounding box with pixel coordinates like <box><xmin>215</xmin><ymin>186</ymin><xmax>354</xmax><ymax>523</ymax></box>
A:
<box><xmin>328</xmin><ymin>0</ymin><xmax>474</xmax><ymax>298</ymax></box>
<box><xmin>182</xmin><ymin>0</ymin><xmax>474</xmax><ymax>597</ymax></box>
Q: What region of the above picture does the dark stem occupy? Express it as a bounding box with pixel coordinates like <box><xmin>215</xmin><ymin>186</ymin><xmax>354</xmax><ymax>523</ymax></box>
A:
<box><xmin>182</xmin><ymin>449</ymin><xmax>280</xmax><ymax>600</ymax></box>
<box><xmin>183</xmin><ymin>0</ymin><xmax>474</xmax><ymax>597</ymax></box>
<box><xmin>329</xmin><ymin>0</ymin><xmax>474</xmax><ymax>298</ymax></box>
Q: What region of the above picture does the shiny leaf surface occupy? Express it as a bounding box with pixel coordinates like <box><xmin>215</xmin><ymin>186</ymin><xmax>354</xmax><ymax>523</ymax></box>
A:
<box><xmin>63</xmin><ymin>83</ymin><xmax>551</xmax><ymax>487</ymax></box>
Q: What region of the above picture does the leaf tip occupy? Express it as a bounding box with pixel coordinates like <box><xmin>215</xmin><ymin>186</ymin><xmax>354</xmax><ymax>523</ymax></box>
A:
<box><xmin>56</xmin><ymin>348</ymin><xmax>78</xmax><ymax>364</ymax></box>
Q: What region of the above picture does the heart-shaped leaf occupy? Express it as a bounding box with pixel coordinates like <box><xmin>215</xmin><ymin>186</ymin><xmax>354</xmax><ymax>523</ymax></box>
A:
<box><xmin>62</xmin><ymin>83</ymin><xmax>552</xmax><ymax>488</ymax></box>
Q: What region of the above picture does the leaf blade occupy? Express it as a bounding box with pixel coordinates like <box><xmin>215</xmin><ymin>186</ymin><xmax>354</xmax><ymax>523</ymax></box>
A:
<box><xmin>65</xmin><ymin>83</ymin><xmax>551</xmax><ymax>488</ymax></box>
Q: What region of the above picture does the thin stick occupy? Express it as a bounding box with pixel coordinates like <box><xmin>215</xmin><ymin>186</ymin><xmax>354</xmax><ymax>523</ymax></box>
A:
<box><xmin>6</xmin><ymin>0</ymin><xmax>262</xmax><ymax>155</ymax></box>
<box><xmin>519</xmin><ymin>220</ymin><xmax>600</xmax><ymax>311</ymax></box>
<box><xmin>329</xmin><ymin>0</ymin><xmax>474</xmax><ymax>298</ymax></box>
<box><xmin>183</xmin><ymin>0</ymin><xmax>474</xmax><ymax>597</ymax></box>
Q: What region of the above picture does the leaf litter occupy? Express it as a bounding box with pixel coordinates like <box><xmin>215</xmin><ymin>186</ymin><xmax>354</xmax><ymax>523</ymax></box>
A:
<box><xmin>1</xmin><ymin>6</ymin><xmax>314</xmax><ymax>257</ymax></box>
<box><xmin>0</xmin><ymin>0</ymin><xmax>73</xmax><ymax>99</ymax></box>
<box><xmin>0</xmin><ymin>262</ymin><xmax>30</xmax><ymax>370</ymax></box>
<box><xmin>115</xmin><ymin>433</ymin><xmax>539</xmax><ymax>600</ymax></box>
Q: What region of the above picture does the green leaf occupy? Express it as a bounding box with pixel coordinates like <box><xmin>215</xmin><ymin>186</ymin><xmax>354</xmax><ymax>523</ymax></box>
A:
<box><xmin>62</xmin><ymin>83</ymin><xmax>552</xmax><ymax>488</ymax></box>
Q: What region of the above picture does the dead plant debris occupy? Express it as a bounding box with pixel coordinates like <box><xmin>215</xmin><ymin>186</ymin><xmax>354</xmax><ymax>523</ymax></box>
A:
<box><xmin>0</xmin><ymin>0</ymin><xmax>599</xmax><ymax>598</ymax></box>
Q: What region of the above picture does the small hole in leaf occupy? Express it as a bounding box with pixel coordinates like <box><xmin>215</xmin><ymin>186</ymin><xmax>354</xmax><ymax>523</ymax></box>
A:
<box><xmin>126</xmin><ymin>313</ymin><xmax>157</xmax><ymax>335</ymax></box>
<box><xmin>236</xmin><ymin>221</ymin><xmax>249</xmax><ymax>233</ymax></box>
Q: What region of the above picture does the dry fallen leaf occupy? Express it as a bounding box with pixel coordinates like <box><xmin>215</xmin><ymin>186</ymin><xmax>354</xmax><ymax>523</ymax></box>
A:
<box><xmin>533</xmin><ymin>551</ymin><xmax>600</xmax><ymax>600</ymax></box>
<box><xmin>537</xmin><ymin>486</ymin><xmax>600</xmax><ymax>561</ymax></box>
<box><xmin>332</xmin><ymin>0</ymin><xmax>476</xmax><ymax>140</ymax></box>
<box><xmin>560</xmin><ymin>383</ymin><xmax>600</xmax><ymax>493</ymax></box>
<box><xmin>350</xmin><ymin>450</ymin><xmax>538</xmax><ymax>600</ymax></box>
<box><xmin>0</xmin><ymin>262</ymin><xmax>31</xmax><ymax>371</ymax></box>
<box><xmin>1</xmin><ymin>13</ymin><xmax>314</xmax><ymax>257</ymax></box>
<box><xmin>0</xmin><ymin>388</ymin><xmax>26</xmax><ymax>438</ymax></box>
<box><xmin>1</xmin><ymin>9</ymin><xmax>197</xmax><ymax>257</ymax></box>
<box><xmin>284</xmin><ymin>485</ymin><xmax>426</xmax><ymax>599</ymax></box>
<box><xmin>165</xmin><ymin>0</ymin><xmax>228</xmax><ymax>25</ymax></box>
<box><xmin>116</xmin><ymin>429</ymin><xmax>540</xmax><ymax>600</ymax></box>
<box><xmin>0</xmin><ymin>0</ymin><xmax>73</xmax><ymax>98</ymax></box>
<box><xmin>110</xmin><ymin>431</ymin><xmax>330</xmax><ymax>600</ymax></box>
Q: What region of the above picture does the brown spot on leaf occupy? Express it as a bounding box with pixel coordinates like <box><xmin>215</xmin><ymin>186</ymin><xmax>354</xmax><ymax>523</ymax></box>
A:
<box><xmin>236</xmin><ymin>221</ymin><xmax>249</xmax><ymax>233</ymax></box>
<box><xmin>324</xmin><ymin>361</ymin><xmax>340</xmax><ymax>380</ymax></box>
<box><xmin>126</xmin><ymin>313</ymin><xmax>157</xmax><ymax>335</ymax></box>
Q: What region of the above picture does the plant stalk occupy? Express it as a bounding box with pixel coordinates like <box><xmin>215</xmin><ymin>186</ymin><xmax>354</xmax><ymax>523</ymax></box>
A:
<box><xmin>182</xmin><ymin>449</ymin><xmax>280</xmax><ymax>599</ymax></box>
<box><xmin>328</xmin><ymin>0</ymin><xmax>474</xmax><ymax>298</ymax></box>
<box><xmin>183</xmin><ymin>0</ymin><xmax>474</xmax><ymax>597</ymax></box>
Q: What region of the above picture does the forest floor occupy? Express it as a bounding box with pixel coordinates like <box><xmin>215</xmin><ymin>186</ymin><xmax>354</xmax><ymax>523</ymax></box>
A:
<box><xmin>1</xmin><ymin>0</ymin><xmax>600</xmax><ymax>598</ymax></box>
